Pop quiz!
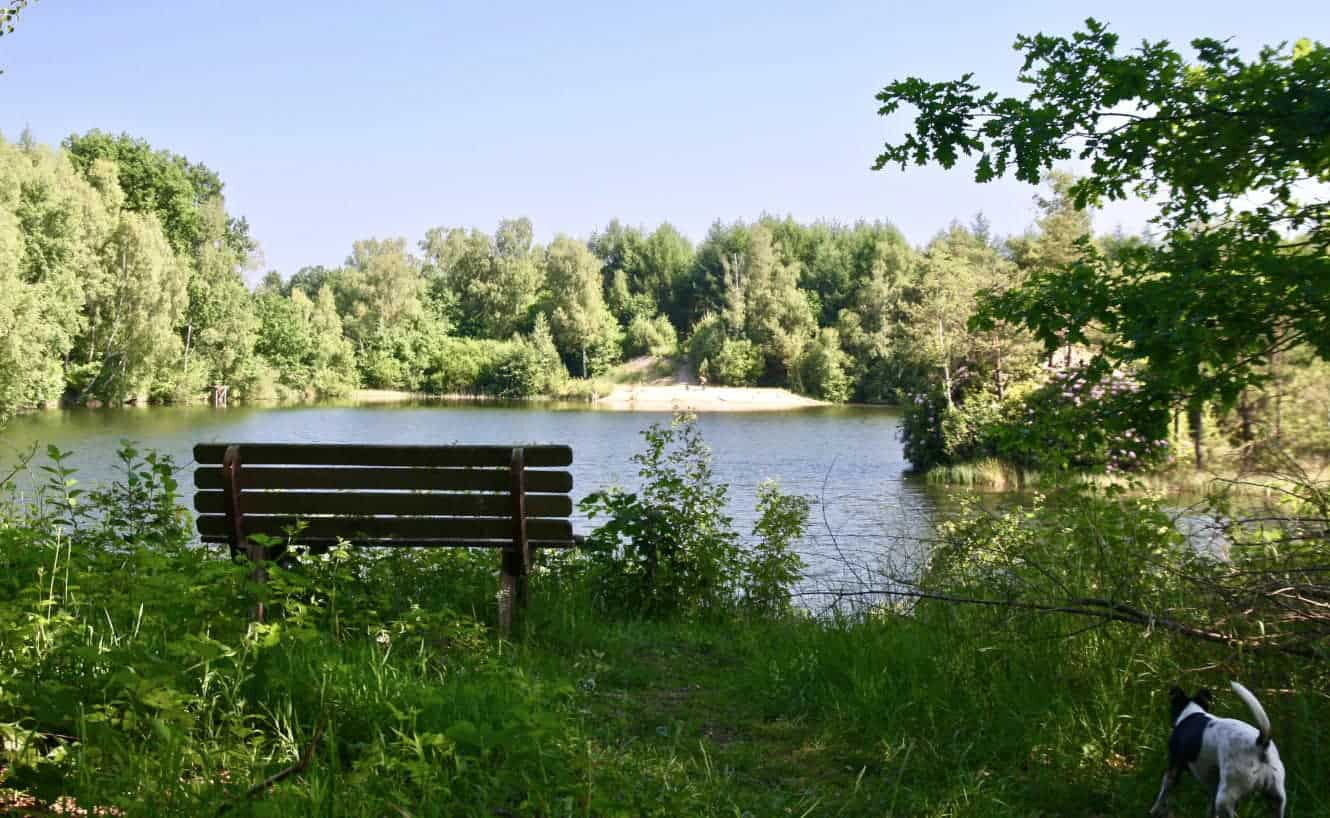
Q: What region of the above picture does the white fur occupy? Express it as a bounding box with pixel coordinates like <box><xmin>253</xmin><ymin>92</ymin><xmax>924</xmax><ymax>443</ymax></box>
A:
<box><xmin>1231</xmin><ymin>681</ymin><xmax>1272</xmax><ymax>740</ymax></box>
<box><xmin>1149</xmin><ymin>682</ymin><xmax>1287</xmax><ymax>818</ymax></box>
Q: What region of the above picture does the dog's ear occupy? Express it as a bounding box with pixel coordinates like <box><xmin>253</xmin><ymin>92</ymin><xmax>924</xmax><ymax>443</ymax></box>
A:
<box><xmin>1168</xmin><ymin>686</ymin><xmax>1189</xmax><ymax>719</ymax></box>
<box><xmin>1193</xmin><ymin>688</ymin><xmax>1213</xmax><ymax>710</ymax></box>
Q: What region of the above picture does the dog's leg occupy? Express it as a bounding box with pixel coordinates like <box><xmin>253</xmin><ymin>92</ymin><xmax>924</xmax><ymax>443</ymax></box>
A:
<box><xmin>1212</xmin><ymin>777</ymin><xmax>1238</xmax><ymax>818</ymax></box>
<box><xmin>1149</xmin><ymin>769</ymin><xmax>1176</xmax><ymax>817</ymax></box>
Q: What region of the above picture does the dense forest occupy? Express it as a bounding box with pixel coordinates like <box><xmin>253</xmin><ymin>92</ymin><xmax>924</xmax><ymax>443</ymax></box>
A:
<box><xmin>2</xmin><ymin>129</ymin><xmax>1325</xmax><ymax>473</ymax></box>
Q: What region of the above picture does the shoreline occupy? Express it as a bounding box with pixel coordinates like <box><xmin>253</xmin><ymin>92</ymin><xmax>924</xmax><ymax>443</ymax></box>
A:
<box><xmin>352</xmin><ymin>385</ymin><xmax>830</xmax><ymax>412</ymax></box>
<box><xmin>3</xmin><ymin>386</ymin><xmax>835</xmax><ymax>414</ymax></box>
<box><xmin>592</xmin><ymin>384</ymin><xmax>827</xmax><ymax>412</ymax></box>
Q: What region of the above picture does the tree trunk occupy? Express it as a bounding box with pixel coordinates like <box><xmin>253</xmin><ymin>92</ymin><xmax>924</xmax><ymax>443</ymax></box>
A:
<box><xmin>1271</xmin><ymin>346</ymin><xmax>1283</xmax><ymax>440</ymax></box>
<box><xmin>1188</xmin><ymin>402</ymin><xmax>1205</xmax><ymax>469</ymax></box>
<box><xmin>1236</xmin><ymin>390</ymin><xmax>1255</xmax><ymax>468</ymax></box>
<box><xmin>938</xmin><ymin>318</ymin><xmax>954</xmax><ymax>410</ymax></box>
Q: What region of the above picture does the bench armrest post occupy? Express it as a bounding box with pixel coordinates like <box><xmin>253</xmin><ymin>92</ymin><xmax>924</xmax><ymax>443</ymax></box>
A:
<box><xmin>499</xmin><ymin>447</ymin><xmax>529</xmax><ymax>636</ymax></box>
<box><xmin>223</xmin><ymin>444</ymin><xmax>267</xmax><ymax>623</ymax></box>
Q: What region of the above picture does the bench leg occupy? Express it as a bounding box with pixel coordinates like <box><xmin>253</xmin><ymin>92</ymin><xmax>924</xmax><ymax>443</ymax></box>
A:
<box><xmin>500</xmin><ymin>447</ymin><xmax>530</xmax><ymax>637</ymax></box>
<box><xmin>498</xmin><ymin>546</ymin><xmax>527</xmax><ymax>637</ymax></box>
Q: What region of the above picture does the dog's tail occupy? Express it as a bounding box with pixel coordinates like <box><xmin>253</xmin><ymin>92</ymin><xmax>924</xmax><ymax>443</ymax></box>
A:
<box><xmin>1230</xmin><ymin>681</ymin><xmax>1272</xmax><ymax>748</ymax></box>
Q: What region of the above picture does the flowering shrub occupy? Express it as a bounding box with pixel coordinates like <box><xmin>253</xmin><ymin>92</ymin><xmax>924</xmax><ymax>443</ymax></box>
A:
<box><xmin>900</xmin><ymin>390</ymin><xmax>1004</xmax><ymax>472</ymax></box>
<box><xmin>901</xmin><ymin>363</ymin><xmax>1172</xmax><ymax>474</ymax></box>
<box><xmin>991</xmin><ymin>365</ymin><xmax>1171</xmax><ymax>473</ymax></box>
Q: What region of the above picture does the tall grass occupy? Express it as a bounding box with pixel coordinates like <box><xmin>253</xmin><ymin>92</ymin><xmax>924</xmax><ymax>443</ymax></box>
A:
<box><xmin>2</xmin><ymin>444</ymin><xmax>1328</xmax><ymax>816</ymax></box>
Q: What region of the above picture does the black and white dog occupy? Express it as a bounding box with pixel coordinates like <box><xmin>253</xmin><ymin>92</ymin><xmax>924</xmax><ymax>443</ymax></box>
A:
<box><xmin>1150</xmin><ymin>681</ymin><xmax>1286</xmax><ymax>817</ymax></box>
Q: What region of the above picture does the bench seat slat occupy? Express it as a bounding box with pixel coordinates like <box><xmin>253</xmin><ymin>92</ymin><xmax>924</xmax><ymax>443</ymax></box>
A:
<box><xmin>194</xmin><ymin>443</ymin><xmax>572</xmax><ymax>468</ymax></box>
<box><xmin>194</xmin><ymin>490</ymin><xmax>571</xmax><ymax>518</ymax></box>
<box><xmin>194</xmin><ymin>467</ymin><xmax>572</xmax><ymax>493</ymax></box>
<box><xmin>196</xmin><ymin>514</ymin><xmax>573</xmax><ymax>543</ymax></box>
<box><xmin>198</xmin><ymin>535</ymin><xmax>578</xmax><ymax>549</ymax></box>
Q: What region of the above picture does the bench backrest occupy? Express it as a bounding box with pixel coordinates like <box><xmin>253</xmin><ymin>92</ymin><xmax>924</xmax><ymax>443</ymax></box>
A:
<box><xmin>193</xmin><ymin>442</ymin><xmax>577</xmax><ymax>631</ymax></box>
<box><xmin>192</xmin><ymin>442</ymin><xmax>576</xmax><ymax>550</ymax></box>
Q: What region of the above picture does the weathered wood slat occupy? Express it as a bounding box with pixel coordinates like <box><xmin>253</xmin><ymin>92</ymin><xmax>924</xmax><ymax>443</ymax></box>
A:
<box><xmin>197</xmin><ymin>534</ymin><xmax>578</xmax><ymax>548</ymax></box>
<box><xmin>194</xmin><ymin>490</ymin><xmax>572</xmax><ymax>518</ymax></box>
<box><xmin>194</xmin><ymin>443</ymin><xmax>572</xmax><ymax>468</ymax></box>
<box><xmin>196</xmin><ymin>514</ymin><xmax>573</xmax><ymax>543</ymax></box>
<box><xmin>194</xmin><ymin>467</ymin><xmax>573</xmax><ymax>493</ymax></box>
<box><xmin>499</xmin><ymin>447</ymin><xmax>529</xmax><ymax>635</ymax></box>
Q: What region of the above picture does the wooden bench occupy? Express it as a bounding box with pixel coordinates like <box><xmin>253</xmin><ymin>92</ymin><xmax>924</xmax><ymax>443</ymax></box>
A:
<box><xmin>192</xmin><ymin>443</ymin><xmax>578</xmax><ymax>632</ymax></box>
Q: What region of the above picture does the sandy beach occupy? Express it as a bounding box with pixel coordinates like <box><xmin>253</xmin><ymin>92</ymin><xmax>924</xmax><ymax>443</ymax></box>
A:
<box><xmin>593</xmin><ymin>384</ymin><xmax>826</xmax><ymax>412</ymax></box>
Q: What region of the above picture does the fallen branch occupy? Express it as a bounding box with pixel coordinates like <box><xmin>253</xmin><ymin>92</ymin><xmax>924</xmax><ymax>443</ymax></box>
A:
<box><xmin>792</xmin><ymin>587</ymin><xmax>1325</xmax><ymax>659</ymax></box>
<box><xmin>218</xmin><ymin>716</ymin><xmax>326</xmax><ymax>814</ymax></box>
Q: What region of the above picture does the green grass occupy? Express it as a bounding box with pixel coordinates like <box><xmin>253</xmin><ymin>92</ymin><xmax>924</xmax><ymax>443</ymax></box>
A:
<box><xmin>5</xmin><ymin>545</ymin><xmax>1328</xmax><ymax>817</ymax></box>
<box><xmin>4</xmin><ymin>445</ymin><xmax>1329</xmax><ymax>816</ymax></box>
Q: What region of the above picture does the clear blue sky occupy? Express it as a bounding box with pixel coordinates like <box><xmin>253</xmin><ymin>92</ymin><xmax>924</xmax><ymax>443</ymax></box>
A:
<box><xmin>2</xmin><ymin>1</ymin><xmax>1323</xmax><ymax>280</ymax></box>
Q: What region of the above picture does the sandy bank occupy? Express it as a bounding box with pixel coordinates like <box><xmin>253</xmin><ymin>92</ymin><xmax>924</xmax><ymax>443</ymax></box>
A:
<box><xmin>594</xmin><ymin>384</ymin><xmax>826</xmax><ymax>412</ymax></box>
<box><xmin>348</xmin><ymin>390</ymin><xmax>503</xmax><ymax>403</ymax></box>
<box><xmin>349</xmin><ymin>389</ymin><xmax>428</xmax><ymax>403</ymax></box>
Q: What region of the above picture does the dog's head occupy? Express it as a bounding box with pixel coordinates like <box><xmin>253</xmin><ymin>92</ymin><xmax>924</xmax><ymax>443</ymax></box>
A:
<box><xmin>1169</xmin><ymin>686</ymin><xmax>1213</xmax><ymax>722</ymax></box>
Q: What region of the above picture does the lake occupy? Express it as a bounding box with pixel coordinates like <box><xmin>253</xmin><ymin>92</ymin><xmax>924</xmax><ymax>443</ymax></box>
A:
<box><xmin>0</xmin><ymin>401</ymin><xmax>941</xmax><ymax>596</ymax></box>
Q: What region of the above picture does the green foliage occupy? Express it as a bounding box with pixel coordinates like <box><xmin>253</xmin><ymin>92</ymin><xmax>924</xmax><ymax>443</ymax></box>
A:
<box><xmin>710</xmin><ymin>338</ymin><xmax>764</xmax><ymax>387</ymax></box>
<box><xmin>63</xmin><ymin>131</ymin><xmax>246</xmax><ymax>257</ymax></box>
<box><xmin>798</xmin><ymin>327</ymin><xmax>852</xmax><ymax>402</ymax></box>
<box><xmin>876</xmin><ymin>20</ymin><xmax>1330</xmax><ymax>414</ymax></box>
<box><xmin>254</xmin><ymin>286</ymin><xmax>357</xmax><ymax>398</ymax></box>
<box><xmin>485</xmin><ymin>338</ymin><xmax>549</xmax><ymax>399</ymax></box>
<box><xmin>423</xmin><ymin>219</ymin><xmax>543</xmax><ymax>340</ymax></box>
<box><xmin>543</xmin><ymin>235</ymin><xmax>619</xmax><ymax>377</ymax></box>
<box><xmin>420</xmin><ymin>332</ymin><xmax>566</xmax><ymax>398</ymax></box>
<box><xmin>0</xmin><ymin>0</ymin><xmax>36</xmax><ymax>40</ymax></box>
<box><xmin>0</xmin><ymin>140</ymin><xmax>99</xmax><ymax>416</ymax></box>
<box><xmin>987</xmin><ymin>366</ymin><xmax>1172</xmax><ymax>473</ymax></box>
<box><xmin>740</xmin><ymin>225</ymin><xmax>816</xmax><ymax>382</ymax></box>
<box><xmin>578</xmin><ymin>415</ymin><xmax>807</xmax><ymax>620</ymax></box>
<box><xmin>423</xmin><ymin>336</ymin><xmax>505</xmax><ymax>394</ymax></box>
<box><xmin>902</xmin><ymin>364</ymin><xmax>1173</xmax><ymax>474</ymax></box>
<box><xmin>742</xmin><ymin>481</ymin><xmax>809</xmax><ymax>617</ymax></box>
<box><xmin>900</xmin><ymin>390</ymin><xmax>996</xmax><ymax>472</ymax></box>
<box><xmin>579</xmin><ymin>415</ymin><xmax>744</xmax><ymax>619</ymax></box>
<box><xmin>683</xmin><ymin>312</ymin><xmax>724</xmax><ymax>372</ymax></box>
<box><xmin>623</xmin><ymin>313</ymin><xmax>678</xmax><ymax>358</ymax></box>
<box><xmin>2</xmin><ymin>440</ymin><xmax>1329</xmax><ymax>814</ymax></box>
<box><xmin>686</xmin><ymin>314</ymin><xmax>764</xmax><ymax>387</ymax></box>
<box><xmin>590</xmin><ymin>220</ymin><xmax>694</xmax><ymax>329</ymax></box>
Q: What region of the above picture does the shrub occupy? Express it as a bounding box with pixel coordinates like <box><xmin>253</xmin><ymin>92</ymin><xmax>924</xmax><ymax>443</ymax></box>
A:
<box><xmin>485</xmin><ymin>340</ymin><xmax>545</xmax><ymax>398</ymax></box>
<box><xmin>901</xmin><ymin>364</ymin><xmax>1172</xmax><ymax>474</ymax></box>
<box><xmin>425</xmin><ymin>336</ymin><xmax>499</xmax><ymax>394</ymax></box>
<box><xmin>798</xmin><ymin>327</ymin><xmax>852</xmax><ymax>402</ymax></box>
<box><xmin>743</xmin><ymin>480</ymin><xmax>809</xmax><ymax>617</ymax></box>
<box><xmin>233</xmin><ymin>355</ymin><xmax>283</xmax><ymax>401</ymax></box>
<box><xmin>578</xmin><ymin>414</ymin><xmax>807</xmax><ymax>619</ymax></box>
<box><xmin>623</xmin><ymin>313</ymin><xmax>678</xmax><ymax>358</ymax></box>
<box><xmin>580</xmin><ymin>415</ymin><xmax>741</xmax><ymax>618</ymax></box>
<box><xmin>711</xmin><ymin>338</ymin><xmax>764</xmax><ymax>386</ymax></box>
<box><xmin>989</xmin><ymin>366</ymin><xmax>1171</xmax><ymax>473</ymax></box>
<box><xmin>684</xmin><ymin>313</ymin><xmax>723</xmax><ymax>366</ymax></box>
<box><xmin>900</xmin><ymin>390</ymin><xmax>1001</xmax><ymax>472</ymax></box>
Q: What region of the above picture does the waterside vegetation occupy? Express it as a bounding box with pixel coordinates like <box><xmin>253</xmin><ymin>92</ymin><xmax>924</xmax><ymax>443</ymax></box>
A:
<box><xmin>1</xmin><ymin>417</ymin><xmax>1328</xmax><ymax>816</ymax></box>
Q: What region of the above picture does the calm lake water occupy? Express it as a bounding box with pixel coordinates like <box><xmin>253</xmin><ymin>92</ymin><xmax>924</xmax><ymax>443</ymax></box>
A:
<box><xmin>0</xmin><ymin>401</ymin><xmax>941</xmax><ymax>595</ymax></box>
